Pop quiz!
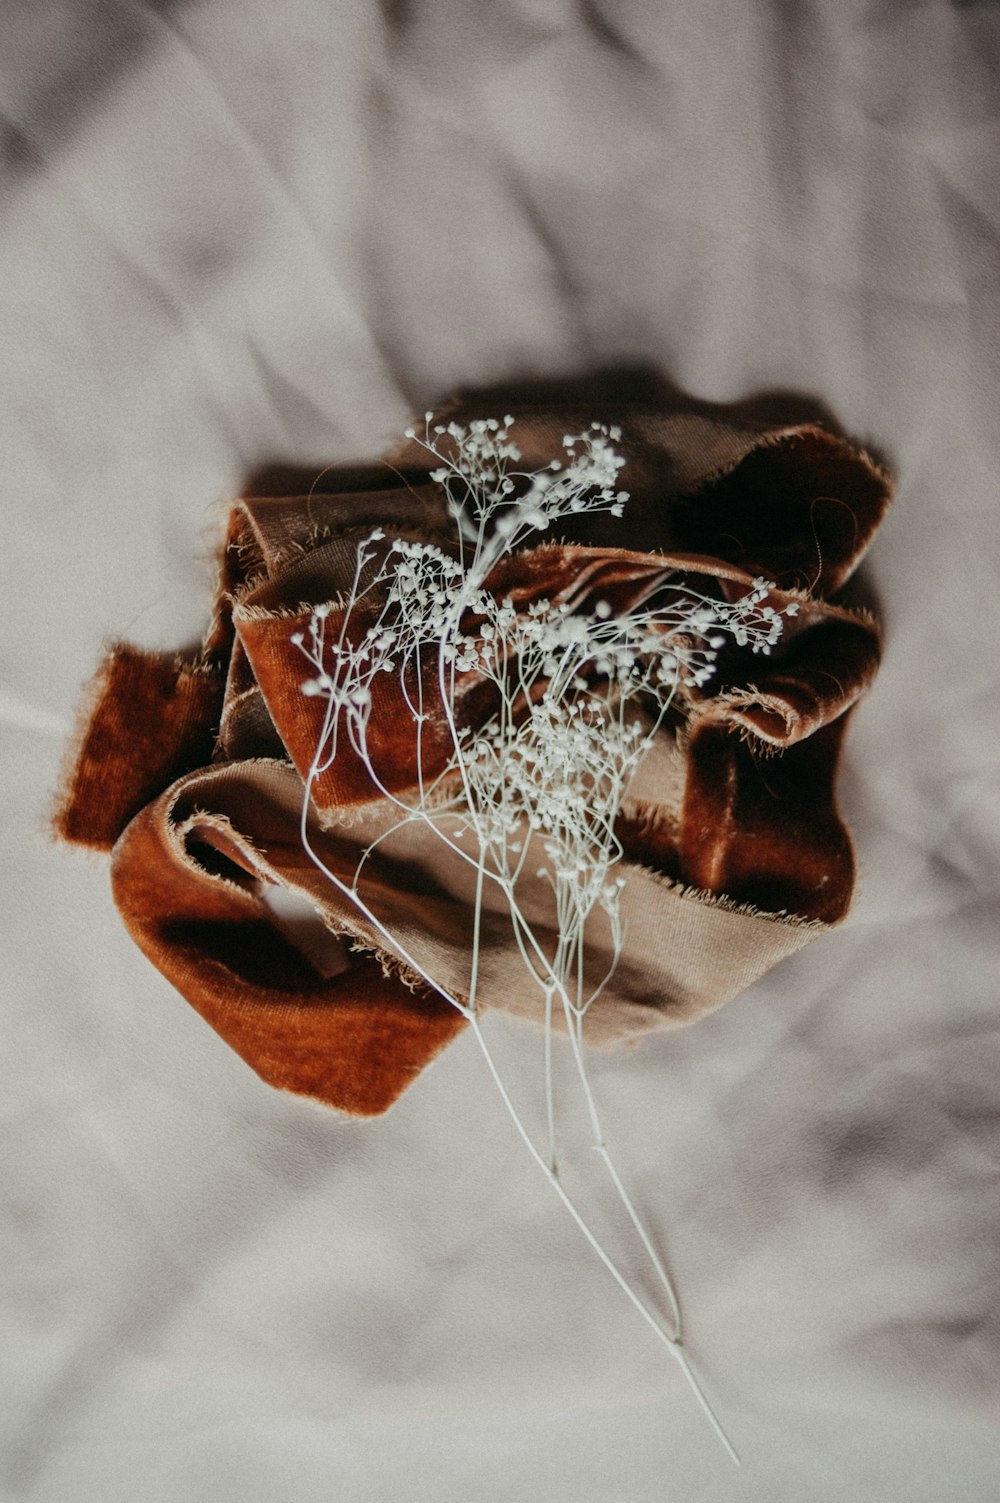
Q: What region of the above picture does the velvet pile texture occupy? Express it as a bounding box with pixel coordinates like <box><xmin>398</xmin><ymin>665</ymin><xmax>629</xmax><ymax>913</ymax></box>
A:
<box><xmin>55</xmin><ymin>384</ymin><xmax>890</xmax><ymax>1117</ymax></box>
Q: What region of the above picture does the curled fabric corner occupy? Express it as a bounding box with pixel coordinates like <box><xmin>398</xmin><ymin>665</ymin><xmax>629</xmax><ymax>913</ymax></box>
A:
<box><xmin>56</xmin><ymin>390</ymin><xmax>890</xmax><ymax>1114</ymax></box>
<box><xmin>108</xmin><ymin>761</ymin><xmax>467</xmax><ymax>1117</ymax></box>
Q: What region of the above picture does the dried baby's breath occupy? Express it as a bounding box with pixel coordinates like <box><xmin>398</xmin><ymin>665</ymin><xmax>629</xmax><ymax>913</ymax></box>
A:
<box><xmin>295</xmin><ymin>418</ymin><xmax>794</xmax><ymax>1463</ymax></box>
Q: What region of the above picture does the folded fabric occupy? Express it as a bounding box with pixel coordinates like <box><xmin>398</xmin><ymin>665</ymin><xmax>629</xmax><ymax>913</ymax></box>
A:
<box><xmin>55</xmin><ymin>383</ymin><xmax>891</xmax><ymax>1115</ymax></box>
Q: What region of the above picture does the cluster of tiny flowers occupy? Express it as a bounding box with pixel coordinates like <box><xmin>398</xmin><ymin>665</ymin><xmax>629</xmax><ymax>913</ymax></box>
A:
<box><xmin>403</xmin><ymin>414</ymin><xmax>628</xmax><ymax>576</ymax></box>
<box><xmin>295</xmin><ymin>418</ymin><xmax>796</xmax><ymax>998</ymax></box>
<box><xmin>728</xmin><ymin>579</ymin><xmax>799</xmax><ymax>650</ymax></box>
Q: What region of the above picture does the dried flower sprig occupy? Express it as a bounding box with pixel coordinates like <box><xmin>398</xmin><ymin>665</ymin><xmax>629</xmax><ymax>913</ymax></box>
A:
<box><xmin>293</xmin><ymin>416</ymin><xmax>798</xmax><ymax>1464</ymax></box>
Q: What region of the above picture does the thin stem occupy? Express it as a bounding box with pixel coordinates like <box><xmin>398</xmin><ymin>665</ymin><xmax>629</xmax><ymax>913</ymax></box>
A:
<box><xmin>467</xmin><ymin>1014</ymin><xmax>739</xmax><ymax>1466</ymax></box>
<box><xmin>299</xmin><ymin>767</ymin><xmax>473</xmax><ymax>1023</ymax></box>
<box><xmin>467</xmin><ymin>849</ymin><xmax>486</xmax><ymax>1019</ymax></box>
<box><xmin>558</xmin><ymin>981</ymin><xmax>683</xmax><ymax>1339</ymax></box>
<box><xmin>544</xmin><ymin>985</ymin><xmax>556</xmax><ymax>1175</ymax></box>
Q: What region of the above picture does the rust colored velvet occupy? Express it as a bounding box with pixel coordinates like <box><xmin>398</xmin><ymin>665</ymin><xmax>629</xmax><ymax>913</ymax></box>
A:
<box><xmin>54</xmin><ymin>646</ymin><xmax>225</xmax><ymax>851</ymax></box>
<box><xmin>109</xmin><ymin>765</ymin><xmax>466</xmax><ymax>1116</ymax></box>
<box><xmin>56</xmin><ymin>384</ymin><xmax>891</xmax><ymax>1115</ymax></box>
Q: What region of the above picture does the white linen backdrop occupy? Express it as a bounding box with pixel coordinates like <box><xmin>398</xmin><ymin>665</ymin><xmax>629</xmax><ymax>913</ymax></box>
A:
<box><xmin>3</xmin><ymin>2</ymin><xmax>998</xmax><ymax>1499</ymax></box>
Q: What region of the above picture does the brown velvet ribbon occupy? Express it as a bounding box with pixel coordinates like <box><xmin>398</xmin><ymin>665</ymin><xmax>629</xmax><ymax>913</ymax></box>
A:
<box><xmin>55</xmin><ymin>388</ymin><xmax>891</xmax><ymax>1115</ymax></box>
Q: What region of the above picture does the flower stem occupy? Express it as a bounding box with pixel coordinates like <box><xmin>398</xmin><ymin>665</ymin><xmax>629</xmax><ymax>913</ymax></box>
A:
<box><xmin>467</xmin><ymin>1013</ymin><xmax>740</xmax><ymax>1466</ymax></box>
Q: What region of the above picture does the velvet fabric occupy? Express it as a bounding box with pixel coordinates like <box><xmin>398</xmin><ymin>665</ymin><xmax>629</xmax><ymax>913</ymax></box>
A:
<box><xmin>55</xmin><ymin>386</ymin><xmax>890</xmax><ymax>1115</ymax></box>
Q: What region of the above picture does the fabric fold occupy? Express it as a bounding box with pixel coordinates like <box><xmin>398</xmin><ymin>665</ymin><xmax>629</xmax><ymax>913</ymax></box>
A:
<box><xmin>110</xmin><ymin>759</ymin><xmax>467</xmax><ymax>1116</ymax></box>
<box><xmin>57</xmin><ymin>386</ymin><xmax>891</xmax><ymax>1114</ymax></box>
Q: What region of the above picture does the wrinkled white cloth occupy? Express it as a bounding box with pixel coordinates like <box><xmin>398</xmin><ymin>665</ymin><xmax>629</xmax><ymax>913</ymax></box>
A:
<box><xmin>2</xmin><ymin>3</ymin><xmax>998</xmax><ymax>1499</ymax></box>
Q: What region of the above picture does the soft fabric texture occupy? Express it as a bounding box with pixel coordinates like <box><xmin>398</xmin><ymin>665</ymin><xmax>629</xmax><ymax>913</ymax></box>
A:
<box><xmin>55</xmin><ymin>383</ymin><xmax>889</xmax><ymax>1114</ymax></box>
<box><xmin>7</xmin><ymin>5</ymin><xmax>1000</xmax><ymax>1500</ymax></box>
